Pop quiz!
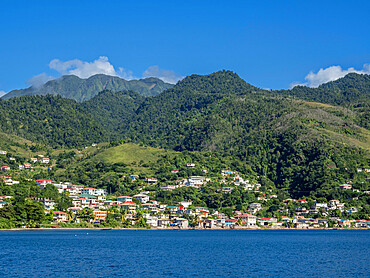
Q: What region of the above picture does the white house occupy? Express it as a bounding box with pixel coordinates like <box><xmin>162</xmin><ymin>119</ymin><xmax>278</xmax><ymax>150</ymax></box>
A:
<box><xmin>174</xmin><ymin>218</ymin><xmax>189</xmax><ymax>229</ymax></box>
<box><xmin>53</xmin><ymin>183</ymin><xmax>68</xmax><ymax>193</ymax></box>
<box><xmin>221</xmin><ymin>170</ymin><xmax>235</xmax><ymax>176</ymax></box>
<box><xmin>66</xmin><ymin>184</ymin><xmax>84</xmax><ymax>196</ymax></box>
<box><xmin>161</xmin><ymin>185</ymin><xmax>176</xmax><ymax>191</ymax></box>
<box><xmin>235</xmin><ymin>213</ymin><xmax>257</xmax><ymax>226</ymax></box>
<box><xmin>315</xmin><ymin>203</ymin><xmax>328</xmax><ymax>209</ymax></box>
<box><xmin>178</xmin><ymin>201</ymin><xmax>192</xmax><ymax>208</ymax></box>
<box><xmin>133</xmin><ymin>194</ymin><xmax>150</xmax><ymax>203</ymax></box>
<box><xmin>42</xmin><ymin>199</ymin><xmax>56</xmax><ymax>211</ymax></box>
<box><xmin>35</xmin><ymin>179</ymin><xmax>53</xmax><ymax>189</ymax></box>
<box><xmin>145</xmin><ymin>177</ymin><xmax>158</xmax><ymax>184</ymax></box>
<box><xmin>339</xmin><ymin>184</ymin><xmax>352</xmax><ymax>190</ymax></box>
<box><xmin>96</xmin><ymin>189</ymin><xmax>106</xmax><ymax>196</ymax></box>
<box><xmin>188</xmin><ymin>176</ymin><xmax>205</xmax><ymax>186</ymax></box>
<box><xmin>53</xmin><ymin>211</ymin><xmax>67</xmax><ymax>222</ymax></box>
<box><xmin>41</xmin><ymin>158</ymin><xmax>50</xmax><ymax>164</ymax></box>
<box><xmin>81</xmin><ymin>187</ymin><xmax>97</xmax><ymax>195</ymax></box>
<box><xmin>117</xmin><ymin>196</ymin><xmax>132</xmax><ymax>203</ymax></box>
<box><xmin>0</xmin><ymin>201</ymin><xmax>7</xmax><ymax>208</ymax></box>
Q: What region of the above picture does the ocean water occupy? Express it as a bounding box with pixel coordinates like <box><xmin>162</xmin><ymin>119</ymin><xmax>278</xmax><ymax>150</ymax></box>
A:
<box><xmin>0</xmin><ymin>230</ymin><xmax>369</xmax><ymax>277</ymax></box>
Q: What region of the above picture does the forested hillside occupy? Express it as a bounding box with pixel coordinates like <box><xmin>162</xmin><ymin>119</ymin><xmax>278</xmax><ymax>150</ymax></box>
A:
<box><xmin>2</xmin><ymin>74</ymin><xmax>173</xmax><ymax>101</ymax></box>
<box><xmin>0</xmin><ymin>95</ymin><xmax>106</xmax><ymax>147</ymax></box>
<box><xmin>81</xmin><ymin>90</ymin><xmax>144</xmax><ymax>134</ymax></box>
<box><xmin>280</xmin><ymin>73</ymin><xmax>370</xmax><ymax>105</ymax></box>
<box><xmin>277</xmin><ymin>73</ymin><xmax>370</xmax><ymax>129</ymax></box>
<box><xmin>0</xmin><ymin>70</ymin><xmax>368</xmax><ymax>198</ymax></box>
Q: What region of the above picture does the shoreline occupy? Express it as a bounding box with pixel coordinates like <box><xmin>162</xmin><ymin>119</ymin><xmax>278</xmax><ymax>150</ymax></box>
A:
<box><xmin>0</xmin><ymin>227</ymin><xmax>368</xmax><ymax>231</ymax></box>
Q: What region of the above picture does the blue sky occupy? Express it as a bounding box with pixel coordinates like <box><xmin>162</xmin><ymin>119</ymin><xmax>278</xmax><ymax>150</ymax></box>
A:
<box><xmin>0</xmin><ymin>0</ymin><xmax>369</xmax><ymax>93</ymax></box>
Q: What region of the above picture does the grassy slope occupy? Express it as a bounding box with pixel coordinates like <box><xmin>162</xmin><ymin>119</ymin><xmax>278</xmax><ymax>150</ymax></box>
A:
<box><xmin>55</xmin><ymin>143</ymin><xmax>177</xmax><ymax>176</ymax></box>
<box><xmin>0</xmin><ymin>131</ymin><xmax>44</xmax><ymax>158</ymax></box>
<box><xmin>296</xmin><ymin>101</ymin><xmax>370</xmax><ymax>151</ymax></box>
<box><xmin>92</xmin><ymin>143</ymin><xmax>169</xmax><ymax>164</ymax></box>
<box><xmin>318</xmin><ymin>127</ymin><xmax>370</xmax><ymax>150</ymax></box>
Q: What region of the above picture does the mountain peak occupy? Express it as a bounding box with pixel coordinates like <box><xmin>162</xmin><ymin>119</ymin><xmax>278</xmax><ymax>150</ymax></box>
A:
<box><xmin>2</xmin><ymin>74</ymin><xmax>174</xmax><ymax>102</ymax></box>
<box><xmin>174</xmin><ymin>70</ymin><xmax>257</xmax><ymax>94</ymax></box>
<box><xmin>319</xmin><ymin>72</ymin><xmax>370</xmax><ymax>89</ymax></box>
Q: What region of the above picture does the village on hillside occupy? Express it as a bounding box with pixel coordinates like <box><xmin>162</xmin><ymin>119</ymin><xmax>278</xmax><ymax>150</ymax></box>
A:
<box><xmin>1</xmin><ymin>151</ymin><xmax>369</xmax><ymax>229</ymax></box>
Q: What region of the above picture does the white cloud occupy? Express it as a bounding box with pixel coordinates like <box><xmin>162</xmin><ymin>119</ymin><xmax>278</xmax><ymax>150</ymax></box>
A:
<box><xmin>25</xmin><ymin>57</ymin><xmax>182</xmax><ymax>89</ymax></box>
<box><xmin>291</xmin><ymin>64</ymin><xmax>370</xmax><ymax>88</ymax></box>
<box><xmin>118</xmin><ymin>67</ymin><xmax>136</xmax><ymax>80</ymax></box>
<box><xmin>49</xmin><ymin>56</ymin><xmax>117</xmax><ymax>79</ymax></box>
<box><xmin>142</xmin><ymin>65</ymin><xmax>183</xmax><ymax>84</ymax></box>
<box><xmin>0</xmin><ymin>90</ymin><xmax>6</xmax><ymax>97</ymax></box>
<box><xmin>26</xmin><ymin>73</ymin><xmax>54</xmax><ymax>88</ymax></box>
<box><xmin>48</xmin><ymin>57</ymin><xmax>182</xmax><ymax>83</ymax></box>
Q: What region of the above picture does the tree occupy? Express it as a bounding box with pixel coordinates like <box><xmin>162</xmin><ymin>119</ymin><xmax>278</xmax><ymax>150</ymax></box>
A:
<box><xmin>236</xmin><ymin>218</ymin><xmax>243</xmax><ymax>226</ymax></box>
<box><xmin>25</xmin><ymin>201</ymin><xmax>45</xmax><ymax>227</ymax></box>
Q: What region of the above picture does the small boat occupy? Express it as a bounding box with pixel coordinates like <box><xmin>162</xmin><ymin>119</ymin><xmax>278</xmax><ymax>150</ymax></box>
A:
<box><xmin>101</xmin><ymin>228</ymin><xmax>112</xmax><ymax>231</ymax></box>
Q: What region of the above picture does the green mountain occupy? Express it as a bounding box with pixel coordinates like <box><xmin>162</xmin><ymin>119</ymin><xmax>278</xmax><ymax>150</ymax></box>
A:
<box><xmin>81</xmin><ymin>70</ymin><xmax>369</xmax><ymax>197</ymax></box>
<box><xmin>2</xmin><ymin>74</ymin><xmax>174</xmax><ymax>102</ymax></box>
<box><xmin>0</xmin><ymin>70</ymin><xmax>368</xmax><ymax>198</ymax></box>
<box><xmin>276</xmin><ymin>73</ymin><xmax>370</xmax><ymax>129</ymax></box>
<box><xmin>278</xmin><ymin>73</ymin><xmax>370</xmax><ymax>105</ymax></box>
<box><xmin>96</xmin><ymin>71</ymin><xmax>367</xmax><ymax>150</ymax></box>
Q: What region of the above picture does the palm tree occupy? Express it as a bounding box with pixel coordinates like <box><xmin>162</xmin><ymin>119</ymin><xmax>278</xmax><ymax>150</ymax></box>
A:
<box><xmin>67</xmin><ymin>210</ymin><xmax>74</xmax><ymax>223</ymax></box>
<box><xmin>236</xmin><ymin>218</ymin><xmax>243</xmax><ymax>226</ymax></box>
<box><xmin>120</xmin><ymin>208</ymin><xmax>127</xmax><ymax>222</ymax></box>
<box><xmin>193</xmin><ymin>214</ymin><xmax>200</xmax><ymax>228</ymax></box>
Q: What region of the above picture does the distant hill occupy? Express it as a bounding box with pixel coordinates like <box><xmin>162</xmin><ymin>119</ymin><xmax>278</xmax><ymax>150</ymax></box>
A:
<box><xmin>278</xmin><ymin>73</ymin><xmax>370</xmax><ymax>105</ymax></box>
<box><xmin>2</xmin><ymin>74</ymin><xmax>174</xmax><ymax>102</ymax></box>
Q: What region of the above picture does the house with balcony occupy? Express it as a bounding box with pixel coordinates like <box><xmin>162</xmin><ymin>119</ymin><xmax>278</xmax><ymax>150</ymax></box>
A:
<box><xmin>133</xmin><ymin>194</ymin><xmax>149</xmax><ymax>203</ymax></box>
<box><xmin>117</xmin><ymin>196</ymin><xmax>132</xmax><ymax>203</ymax></box>
<box><xmin>35</xmin><ymin>179</ymin><xmax>53</xmax><ymax>189</ymax></box>
<box><xmin>119</xmin><ymin>202</ymin><xmax>137</xmax><ymax>213</ymax></box>
<box><xmin>224</xmin><ymin>219</ymin><xmax>237</xmax><ymax>227</ymax></box>
<box><xmin>173</xmin><ymin>218</ymin><xmax>189</xmax><ymax>229</ymax></box>
<box><xmin>81</xmin><ymin>188</ymin><xmax>97</xmax><ymax>195</ymax></box>
<box><xmin>93</xmin><ymin>210</ymin><xmax>107</xmax><ymax>222</ymax></box>
<box><xmin>53</xmin><ymin>211</ymin><xmax>67</xmax><ymax>222</ymax></box>
<box><xmin>234</xmin><ymin>213</ymin><xmax>257</xmax><ymax>227</ymax></box>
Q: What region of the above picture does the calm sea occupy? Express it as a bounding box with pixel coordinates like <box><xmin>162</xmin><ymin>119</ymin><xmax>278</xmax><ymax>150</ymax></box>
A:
<box><xmin>0</xmin><ymin>230</ymin><xmax>369</xmax><ymax>277</ymax></box>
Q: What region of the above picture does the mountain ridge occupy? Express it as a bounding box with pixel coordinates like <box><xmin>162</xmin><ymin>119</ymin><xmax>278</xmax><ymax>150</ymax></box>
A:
<box><xmin>2</xmin><ymin>74</ymin><xmax>174</xmax><ymax>102</ymax></box>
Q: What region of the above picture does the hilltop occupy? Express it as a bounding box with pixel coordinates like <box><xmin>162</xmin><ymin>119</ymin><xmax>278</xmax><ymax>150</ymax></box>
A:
<box><xmin>2</xmin><ymin>74</ymin><xmax>174</xmax><ymax>102</ymax></box>
<box><xmin>278</xmin><ymin>73</ymin><xmax>370</xmax><ymax>105</ymax></box>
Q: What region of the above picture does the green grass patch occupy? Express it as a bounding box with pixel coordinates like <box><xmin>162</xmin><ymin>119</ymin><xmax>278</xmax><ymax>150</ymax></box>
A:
<box><xmin>91</xmin><ymin>143</ymin><xmax>174</xmax><ymax>166</ymax></box>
